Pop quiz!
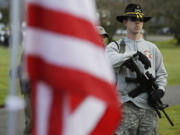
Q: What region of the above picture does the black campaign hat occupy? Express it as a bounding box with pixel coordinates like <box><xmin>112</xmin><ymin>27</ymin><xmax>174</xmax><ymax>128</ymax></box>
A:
<box><xmin>116</xmin><ymin>3</ymin><xmax>152</xmax><ymax>23</ymax></box>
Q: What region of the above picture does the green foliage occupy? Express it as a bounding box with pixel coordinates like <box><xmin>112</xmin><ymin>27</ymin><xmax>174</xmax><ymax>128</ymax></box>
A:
<box><xmin>0</xmin><ymin>8</ymin><xmax>9</xmax><ymax>25</ymax></box>
<box><xmin>96</xmin><ymin>0</ymin><xmax>125</xmax><ymax>36</ymax></box>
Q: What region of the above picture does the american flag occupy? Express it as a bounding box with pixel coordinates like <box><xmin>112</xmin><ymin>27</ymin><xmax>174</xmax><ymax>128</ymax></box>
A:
<box><xmin>25</xmin><ymin>0</ymin><xmax>122</xmax><ymax>135</ymax></box>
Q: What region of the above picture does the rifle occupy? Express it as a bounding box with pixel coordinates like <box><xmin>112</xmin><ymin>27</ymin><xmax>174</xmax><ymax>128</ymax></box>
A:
<box><xmin>123</xmin><ymin>57</ymin><xmax>174</xmax><ymax>127</ymax></box>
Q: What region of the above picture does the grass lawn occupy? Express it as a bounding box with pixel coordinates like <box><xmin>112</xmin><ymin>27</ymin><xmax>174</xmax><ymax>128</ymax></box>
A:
<box><xmin>0</xmin><ymin>46</ymin><xmax>10</xmax><ymax>105</ymax></box>
<box><xmin>153</xmin><ymin>39</ymin><xmax>180</xmax><ymax>85</ymax></box>
<box><xmin>0</xmin><ymin>39</ymin><xmax>180</xmax><ymax>134</ymax></box>
<box><xmin>159</xmin><ymin>105</ymin><xmax>180</xmax><ymax>135</ymax></box>
<box><xmin>153</xmin><ymin>39</ymin><xmax>180</xmax><ymax>134</ymax></box>
<box><xmin>0</xmin><ymin>46</ymin><xmax>22</xmax><ymax>105</ymax></box>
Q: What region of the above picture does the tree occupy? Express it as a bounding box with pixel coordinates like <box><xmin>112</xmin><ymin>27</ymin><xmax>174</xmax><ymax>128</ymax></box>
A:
<box><xmin>0</xmin><ymin>7</ymin><xmax>9</xmax><ymax>25</ymax></box>
<box><xmin>96</xmin><ymin>0</ymin><xmax>124</xmax><ymax>37</ymax></box>
<box><xmin>143</xmin><ymin>0</ymin><xmax>180</xmax><ymax>44</ymax></box>
<box><xmin>161</xmin><ymin>0</ymin><xmax>180</xmax><ymax>44</ymax></box>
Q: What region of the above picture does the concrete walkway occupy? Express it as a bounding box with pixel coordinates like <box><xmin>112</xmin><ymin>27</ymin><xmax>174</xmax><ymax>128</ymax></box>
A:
<box><xmin>0</xmin><ymin>85</ymin><xmax>179</xmax><ymax>135</ymax></box>
<box><xmin>0</xmin><ymin>108</ymin><xmax>25</xmax><ymax>135</ymax></box>
<box><xmin>113</xmin><ymin>35</ymin><xmax>174</xmax><ymax>42</ymax></box>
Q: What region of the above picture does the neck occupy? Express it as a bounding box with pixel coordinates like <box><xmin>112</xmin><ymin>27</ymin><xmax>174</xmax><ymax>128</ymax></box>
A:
<box><xmin>126</xmin><ymin>32</ymin><xmax>142</xmax><ymax>40</ymax></box>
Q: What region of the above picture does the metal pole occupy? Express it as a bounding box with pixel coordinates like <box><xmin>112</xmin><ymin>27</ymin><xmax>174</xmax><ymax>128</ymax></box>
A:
<box><xmin>9</xmin><ymin>0</ymin><xmax>21</xmax><ymax>100</ymax></box>
<box><xmin>6</xmin><ymin>0</ymin><xmax>23</xmax><ymax>135</ymax></box>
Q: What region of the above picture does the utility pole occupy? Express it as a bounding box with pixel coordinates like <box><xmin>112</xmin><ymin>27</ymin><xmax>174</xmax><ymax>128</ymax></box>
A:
<box><xmin>6</xmin><ymin>0</ymin><xmax>24</xmax><ymax>134</ymax></box>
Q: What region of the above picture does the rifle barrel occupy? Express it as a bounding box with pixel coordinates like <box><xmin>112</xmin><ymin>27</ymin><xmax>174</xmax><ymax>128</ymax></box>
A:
<box><xmin>162</xmin><ymin>109</ymin><xmax>174</xmax><ymax>127</ymax></box>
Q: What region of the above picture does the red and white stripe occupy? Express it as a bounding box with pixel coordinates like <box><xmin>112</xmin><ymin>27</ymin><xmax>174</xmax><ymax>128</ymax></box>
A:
<box><xmin>25</xmin><ymin>0</ymin><xmax>122</xmax><ymax>135</ymax></box>
<box><xmin>27</xmin><ymin>0</ymin><xmax>97</xmax><ymax>23</ymax></box>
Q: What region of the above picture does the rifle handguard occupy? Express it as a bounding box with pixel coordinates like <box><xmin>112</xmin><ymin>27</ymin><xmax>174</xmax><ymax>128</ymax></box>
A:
<box><xmin>125</xmin><ymin>77</ymin><xmax>139</xmax><ymax>83</ymax></box>
<box><xmin>128</xmin><ymin>86</ymin><xmax>146</xmax><ymax>98</ymax></box>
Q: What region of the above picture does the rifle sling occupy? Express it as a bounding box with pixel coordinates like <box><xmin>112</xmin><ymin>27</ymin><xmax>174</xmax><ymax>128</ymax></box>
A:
<box><xmin>113</xmin><ymin>39</ymin><xmax>126</xmax><ymax>53</ymax></box>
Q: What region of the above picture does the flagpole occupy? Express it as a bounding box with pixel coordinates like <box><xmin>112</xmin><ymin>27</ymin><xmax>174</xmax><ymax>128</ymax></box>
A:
<box><xmin>6</xmin><ymin>0</ymin><xmax>24</xmax><ymax>135</ymax></box>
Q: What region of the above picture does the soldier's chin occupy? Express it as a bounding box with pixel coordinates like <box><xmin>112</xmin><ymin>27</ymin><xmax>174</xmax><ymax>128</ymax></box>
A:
<box><xmin>133</xmin><ymin>31</ymin><xmax>139</xmax><ymax>35</ymax></box>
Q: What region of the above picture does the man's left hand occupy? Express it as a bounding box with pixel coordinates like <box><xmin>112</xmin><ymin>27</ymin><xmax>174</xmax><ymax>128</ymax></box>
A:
<box><xmin>149</xmin><ymin>89</ymin><xmax>165</xmax><ymax>102</ymax></box>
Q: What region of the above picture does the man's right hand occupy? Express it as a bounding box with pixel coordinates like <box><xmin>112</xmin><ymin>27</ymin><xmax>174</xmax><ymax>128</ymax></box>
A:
<box><xmin>133</xmin><ymin>51</ymin><xmax>151</xmax><ymax>69</ymax></box>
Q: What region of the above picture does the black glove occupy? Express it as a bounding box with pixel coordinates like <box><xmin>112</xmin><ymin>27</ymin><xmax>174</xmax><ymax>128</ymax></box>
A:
<box><xmin>149</xmin><ymin>89</ymin><xmax>165</xmax><ymax>102</ymax></box>
<box><xmin>133</xmin><ymin>51</ymin><xmax>151</xmax><ymax>69</ymax></box>
<box><xmin>123</xmin><ymin>59</ymin><xmax>136</xmax><ymax>72</ymax></box>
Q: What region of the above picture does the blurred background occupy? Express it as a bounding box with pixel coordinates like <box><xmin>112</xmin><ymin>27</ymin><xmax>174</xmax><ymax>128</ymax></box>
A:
<box><xmin>96</xmin><ymin>0</ymin><xmax>179</xmax><ymax>44</ymax></box>
<box><xmin>0</xmin><ymin>0</ymin><xmax>179</xmax><ymax>135</ymax></box>
<box><xmin>0</xmin><ymin>0</ymin><xmax>9</xmax><ymax>48</ymax></box>
<box><xmin>0</xmin><ymin>0</ymin><xmax>179</xmax><ymax>46</ymax></box>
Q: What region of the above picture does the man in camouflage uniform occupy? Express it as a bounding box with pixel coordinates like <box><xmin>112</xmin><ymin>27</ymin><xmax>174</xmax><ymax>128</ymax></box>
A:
<box><xmin>18</xmin><ymin>52</ymin><xmax>32</xmax><ymax>135</ymax></box>
<box><xmin>96</xmin><ymin>26</ymin><xmax>111</xmax><ymax>45</ymax></box>
<box><xmin>105</xmin><ymin>3</ymin><xmax>167</xmax><ymax>135</ymax></box>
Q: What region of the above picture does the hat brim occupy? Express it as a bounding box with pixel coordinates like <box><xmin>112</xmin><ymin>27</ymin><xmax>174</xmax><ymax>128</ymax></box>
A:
<box><xmin>116</xmin><ymin>15</ymin><xmax>152</xmax><ymax>23</ymax></box>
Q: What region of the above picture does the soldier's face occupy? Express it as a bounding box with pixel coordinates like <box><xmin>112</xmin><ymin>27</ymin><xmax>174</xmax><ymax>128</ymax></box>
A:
<box><xmin>98</xmin><ymin>35</ymin><xmax>108</xmax><ymax>46</ymax></box>
<box><xmin>103</xmin><ymin>37</ymin><xmax>109</xmax><ymax>45</ymax></box>
<box><xmin>123</xmin><ymin>17</ymin><xmax>143</xmax><ymax>35</ymax></box>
